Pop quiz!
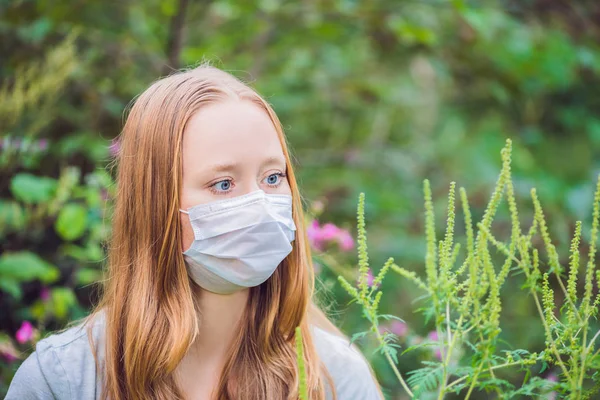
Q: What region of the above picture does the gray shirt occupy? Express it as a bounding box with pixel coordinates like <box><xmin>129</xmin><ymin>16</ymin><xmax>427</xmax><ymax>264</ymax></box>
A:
<box><xmin>6</xmin><ymin>313</ymin><xmax>382</xmax><ymax>399</ymax></box>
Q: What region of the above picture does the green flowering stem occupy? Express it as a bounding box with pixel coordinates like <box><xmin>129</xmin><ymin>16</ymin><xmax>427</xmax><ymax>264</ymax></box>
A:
<box><xmin>480</xmin><ymin>224</ymin><xmax>573</xmax><ymax>383</ymax></box>
<box><xmin>392</xmin><ymin>264</ymin><xmax>430</xmax><ymax>292</ymax></box>
<box><xmin>532</xmin><ymin>189</ymin><xmax>583</xmax><ymax>325</ymax></box>
<box><xmin>295</xmin><ymin>327</ymin><xmax>308</xmax><ymax>400</ymax></box>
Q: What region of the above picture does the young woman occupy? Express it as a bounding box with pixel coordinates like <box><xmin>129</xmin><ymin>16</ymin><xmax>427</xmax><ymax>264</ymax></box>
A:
<box><xmin>7</xmin><ymin>65</ymin><xmax>383</xmax><ymax>399</ymax></box>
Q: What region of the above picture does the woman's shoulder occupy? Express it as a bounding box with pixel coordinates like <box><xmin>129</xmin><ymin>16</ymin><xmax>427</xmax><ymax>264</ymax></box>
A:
<box><xmin>6</xmin><ymin>312</ymin><xmax>105</xmax><ymax>400</ymax></box>
<box><xmin>311</xmin><ymin>326</ymin><xmax>383</xmax><ymax>400</ymax></box>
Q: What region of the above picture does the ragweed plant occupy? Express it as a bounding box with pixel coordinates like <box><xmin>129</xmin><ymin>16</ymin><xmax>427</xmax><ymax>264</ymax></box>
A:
<box><xmin>295</xmin><ymin>327</ymin><xmax>309</xmax><ymax>400</ymax></box>
<box><xmin>338</xmin><ymin>139</ymin><xmax>600</xmax><ymax>399</ymax></box>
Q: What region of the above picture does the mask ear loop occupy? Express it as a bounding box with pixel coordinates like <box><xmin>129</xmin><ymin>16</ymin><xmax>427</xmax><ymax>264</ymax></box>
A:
<box><xmin>180</xmin><ymin>209</ymin><xmax>189</xmax><ymax>214</ymax></box>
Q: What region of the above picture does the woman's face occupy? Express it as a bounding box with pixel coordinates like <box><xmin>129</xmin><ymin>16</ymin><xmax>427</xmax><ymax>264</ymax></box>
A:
<box><xmin>180</xmin><ymin>99</ymin><xmax>291</xmax><ymax>252</ymax></box>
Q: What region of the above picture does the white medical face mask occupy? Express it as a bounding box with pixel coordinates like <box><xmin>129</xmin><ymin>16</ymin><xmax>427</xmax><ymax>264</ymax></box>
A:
<box><xmin>180</xmin><ymin>190</ymin><xmax>296</xmax><ymax>294</ymax></box>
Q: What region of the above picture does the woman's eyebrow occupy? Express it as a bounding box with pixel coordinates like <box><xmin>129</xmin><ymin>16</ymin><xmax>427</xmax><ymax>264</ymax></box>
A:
<box><xmin>206</xmin><ymin>162</ymin><xmax>240</xmax><ymax>174</ymax></box>
<box><xmin>261</xmin><ymin>156</ymin><xmax>287</xmax><ymax>169</ymax></box>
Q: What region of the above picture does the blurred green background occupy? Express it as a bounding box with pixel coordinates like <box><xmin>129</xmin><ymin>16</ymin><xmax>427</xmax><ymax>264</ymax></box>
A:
<box><xmin>2</xmin><ymin>0</ymin><xmax>600</xmax><ymax>398</ymax></box>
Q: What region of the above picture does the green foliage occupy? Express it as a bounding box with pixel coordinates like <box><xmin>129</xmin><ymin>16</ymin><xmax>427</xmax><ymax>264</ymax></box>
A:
<box><xmin>0</xmin><ymin>252</ymin><xmax>59</xmax><ymax>299</ymax></box>
<box><xmin>0</xmin><ymin>18</ymin><xmax>113</xmax><ymax>393</ymax></box>
<box><xmin>339</xmin><ymin>140</ymin><xmax>600</xmax><ymax>399</ymax></box>
<box><xmin>55</xmin><ymin>203</ymin><xmax>88</xmax><ymax>241</ymax></box>
<box><xmin>10</xmin><ymin>173</ymin><xmax>57</xmax><ymax>205</ymax></box>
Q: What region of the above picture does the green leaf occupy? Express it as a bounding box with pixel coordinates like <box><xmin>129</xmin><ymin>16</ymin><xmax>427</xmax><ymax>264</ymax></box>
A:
<box><xmin>0</xmin><ymin>199</ymin><xmax>26</xmax><ymax>233</ymax></box>
<box><xmin>0</xmin><ymin>278</ymin><xmax>22</xmax><ymax>299</ymax></box>
<box><xmin>0</xmin><ymin>251</ymin><xmax>59</xmax><ymax>283</ymax></box>
<box><xmin>75</xmin><ymin>268</ymin><xmax>101</xmax><ymax>285</ymax></box>
<box><xmin>55</xmin><ymin>203</ymin><xmax>88</xmax><ymax>241</ymax></box>
<box><xmin>10</xmin><ymin>173</ymin><xmax>57</xmax><ymax>204</ymax></box>
<box><xmin>350</xmin><ymin>331</ymin><xmax>369</xmax><ymax>344</ymax></box>
<box><xmin>50</xmin><ymin>287</ymin><xmax>77</xmax><ymax>319</ymax></box>
<box><xmin>60</xmin><ymin>244</ymin><xmax>88</xmax><ymax>261</ymax></box>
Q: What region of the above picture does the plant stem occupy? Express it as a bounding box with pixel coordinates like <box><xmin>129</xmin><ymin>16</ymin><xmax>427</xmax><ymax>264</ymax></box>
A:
<box><xmin>530</xmin><ymin>289</ymin><xmax>573</xmax><ymax>385</ymax></box>
<box><xmin>576</xmin><ymin>328</ymin><xmax>589</xmax><ymax>399</ymax></box>
<box><xmin>583</xmin><ymin>328</ymin><xmax>600</xmax><ymax>355</ymax></box>
<box><xmin>373</xmin><ymin>327</ymin><xmax>414</xmax><ymax>397</ymax></box>
<box><xmin>446</xmin><ymin>360</ymin><xmax>526</xmax><ymax>392</ymax></box>
<box><xmin>438</xmin><ymin>304</ymin><xmax>463</xmax><ymax>400</ymax></box>
<box><xmin>463</xmin><ymin>349</ymin><xmax>487</xmax><ymax>400</ymax></box>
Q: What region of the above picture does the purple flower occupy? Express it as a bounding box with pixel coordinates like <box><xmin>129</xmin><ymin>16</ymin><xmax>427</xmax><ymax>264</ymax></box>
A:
<box><xmin>38</xmin><ymin>139</ymin><xmax>48</xmax><ymax>151</ymax></box>
<box><xmin>320</xmin><ymin>223</ymin><xmax>340</xmax><ymax>241</ymax></box>
<box><xmin>100</xmin><ymin>188</ymin><xmax>110</xmax><ymax>202</ymax></box>
<box><xmin>336</xmin><ymin>229</ymin><xmax>354</xmax><ymax>251</ymax></box>
<box><xmin>367</xmin><ymin>269</ymin><xmax>376</xmax><ymax>287</ymax></box>
<box><xmin>546</xmin><ymin>372</ymin><xmax>558</xmax><ymax>400</ymax></box>
<box><xmin>0</xmin><ymin>341</ymin><xmax>19</xmax><ymax>362</ymax></box>
<box><xmin>310</xmin><ymin>200</ymin><xmax>325</xmax><ymax>214</ymax></box>
<box><xmin>307</xmin><ymin>220</ymin><xmax>324</xmax><ymax>251</ymax></box>
<box><xmin>359</xmin><ymin>269</ymin><xmax>381</xmax><ymax>289</ymax></box>
<box><xmin>306</xmin><ymin>220</ymin><xmax>355</xmax><ymax>252</ymax></box>
<box><xmin>427</xmin><ymin>330</ymin><xmax>443</xmax><ymax>360</ymax></box>
<box><xmin>427</xmin><ymin>330</ymin><xmax>439</xmax><ymax>341</ymax></box>
<box><xmin>16</xmin><ymin>321</ymin><xmax>34</xmax><ymax>344</ymax></box>
<box><xmin>390</xmin><ymin>321</ymin><xmax>408</xmax><ymax>337</ymax></box>
<box><xmin>109</xmin><ymin>138</ymin><xmax>120</xmax><ymax>157</ymax></box>
<box><xmin>379</xmin><ymin>321</ymin><xmax>409</xmax><ymax>338</ymax></box>
<box><xmin>39</xmin><ymin>286</ymin><xmax>51</xmax><ymax>302</ymax></box>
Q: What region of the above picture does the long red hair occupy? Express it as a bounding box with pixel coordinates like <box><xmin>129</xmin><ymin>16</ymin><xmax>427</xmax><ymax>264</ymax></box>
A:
<box><xmin>85</xmin><ymin>64</ymin><xmax>339</xmax><ymax>399</ymax></box>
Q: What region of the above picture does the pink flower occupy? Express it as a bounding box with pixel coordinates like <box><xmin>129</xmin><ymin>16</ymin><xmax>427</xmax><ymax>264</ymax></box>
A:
<box><xmin>379</xmin><ymin>321</ymin><xmax>409</xmax><ymax>338</ymax></box>
<box><xmin>427</xmin><ymin>330</ymin><xmax>442</xmax><ymax>360</ymax></box>
<box><xmin>546</xmin><ymin>372</ymin><xmax>558</xmax><ymax>400</ymax></box>
<box><xmin>307</xmin><ymin>220</ymin><xmax>325</xmax><ymax>250</ymax></box>
<box><xmin>310</xmin><ymin>200</ymin><xmax>325</xmax><ymax>214</ymax></box>
<box><xmin>306</xmin><ymin>220</ymin><xmax>355</xmax><ymax>252</ymax></box>
<box><xmin>2</xmin><ymin>351</ymin><xmax>18</xmax><ymax>362</ymax></box>
<box><xmin>336</xmin><ymin>230</ymin><xmax>354</xmax><ymax>251</ymax></box>
<box><xmin>320</xmin><ymin>223</ymin><xmax>340</xmax><ymax>240</ymax></box>
<box><xmin>38</xmin><ymin>139</ymin><xmax>48</xmax><ymax>151</ymax></box>
<box><xmin>359</xmin><ymin>269</ymin><xmax>381</xmax><ymax>289</ymax></box>
<box><xmin>0</xmin><ymin>341</ymin><xmax>20</xmax><ymax>362</ymax></box>
<box><xmin>335</xmin><ymin>229</ymin><xmax>354</xmax><ymax>252</ymax></box>
<box><xmin>16</xmin><ymin>321</ymin><xmax>34</xmax><ymax>344</ymax></box>
<box><xmin>39</xmin><ymin>287</ymin><xmax>51</xmax><ymax>302</ymax></box>
<box><xmin>390</xmin><ymin>321</ymin><xmax>408</xmax><ymax>336</ymax></box>
<box><xmin>367</xmin><ymin>269</ymin><xmax>376</xmax><ymax>287</ymax></box>
<box><xmin>100</xmin><ymin>188</ymin><xmax>111</xmax><ymax>202</ymax></box>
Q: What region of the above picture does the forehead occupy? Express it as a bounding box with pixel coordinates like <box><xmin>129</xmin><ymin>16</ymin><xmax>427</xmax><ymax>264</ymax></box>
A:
<box><xmin>182</xmin><ymin>100</ymin><xmax>286</xmax><ymax>168</ymax></box>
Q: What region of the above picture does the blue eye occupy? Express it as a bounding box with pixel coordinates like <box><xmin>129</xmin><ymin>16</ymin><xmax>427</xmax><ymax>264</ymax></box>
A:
<box><xmin>264</xmin><ymin>173</ymin><xmax>285</xmax><ymax>187</ymax></box>
<box><xmin>211</xmin><ymin>179</ymin><xmax>232</xmax><ymax>193</ymax></box>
